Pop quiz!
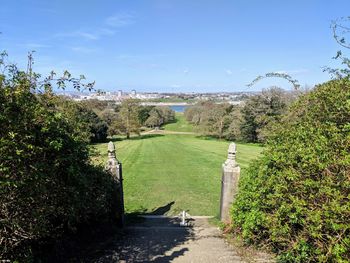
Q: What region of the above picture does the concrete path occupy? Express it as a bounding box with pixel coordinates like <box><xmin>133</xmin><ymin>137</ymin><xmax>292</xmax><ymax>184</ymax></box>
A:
<box><xmin>93</xmin><ymin>217</ymin><xmax>274</xmax><ymax>263</ymax></box>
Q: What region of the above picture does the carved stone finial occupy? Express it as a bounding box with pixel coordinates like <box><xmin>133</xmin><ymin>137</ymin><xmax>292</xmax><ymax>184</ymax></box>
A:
<box><xmin>227</xmin><ymin>142</ymin><xmax>236</xmax><ymax>160</ymax></box>
<box><xmin>106</xmin><ymin>141</ymin><xmax>120</xmax><ymax>178</ymax></box>
<box><xmin>108</xmin><ymin>141</ymin><xmax>116</xmax><ymax>159</ymax></box>
<box><xmin>108</xmin><ymin>141</ymin><xmax>115</xmax><ymax>152</ymax></box>
<box><xmin>224</xmin><ymin>142</ymin><xmax>237</xmax><ymax>168</ymax></box>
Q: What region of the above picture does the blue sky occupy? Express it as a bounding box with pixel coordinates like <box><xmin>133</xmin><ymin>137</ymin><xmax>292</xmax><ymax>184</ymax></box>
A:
<box><xmin>1</xmin><ymin>0</ymin><xmax>349</xmax><ymax>92</ymax></box>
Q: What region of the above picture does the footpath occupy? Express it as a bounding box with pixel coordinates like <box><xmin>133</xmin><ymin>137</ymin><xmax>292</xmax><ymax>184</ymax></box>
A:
<box><xmin>93</xmin><ymin>216</ymin><xmax>274</xmax><ymax>263</ymax></box>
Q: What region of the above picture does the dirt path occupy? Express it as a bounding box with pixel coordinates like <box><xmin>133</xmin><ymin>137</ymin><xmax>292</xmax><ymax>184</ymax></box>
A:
<box><xmin>93</xmin><ymin>217</ymin><xmax>274</xmax><ymax>263</ymax></box>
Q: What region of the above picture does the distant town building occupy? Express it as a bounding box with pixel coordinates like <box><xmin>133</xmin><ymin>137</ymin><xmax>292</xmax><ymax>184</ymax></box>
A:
<box><xmin>131</xmin><ymin>89</ymin><xmax>137</xmax><ymax>97</ymax></box>
<box><xmin>118</xmin><ymin>90</ymin><xmax>123</xmax><ymax>97</ymax></box>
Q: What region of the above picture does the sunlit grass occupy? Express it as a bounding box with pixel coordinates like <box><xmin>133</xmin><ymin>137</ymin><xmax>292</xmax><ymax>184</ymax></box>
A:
<box><xmin>92</xmin><ymin>116</ymin><xmax>262</xmax><ymax>216</ymax></box>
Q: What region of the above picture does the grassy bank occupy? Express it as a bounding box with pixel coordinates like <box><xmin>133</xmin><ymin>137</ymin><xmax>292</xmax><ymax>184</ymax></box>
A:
<box><xmin>163</xmin><ymin>112</ymin><xmax>194</xmax><ymax>132</ymax></box>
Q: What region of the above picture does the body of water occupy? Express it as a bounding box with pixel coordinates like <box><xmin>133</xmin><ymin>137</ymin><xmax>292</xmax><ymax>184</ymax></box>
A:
<box><xmin>170</xmin><ymin>105</ymin><xmax>189</xmax><ymax>113</ymax></box>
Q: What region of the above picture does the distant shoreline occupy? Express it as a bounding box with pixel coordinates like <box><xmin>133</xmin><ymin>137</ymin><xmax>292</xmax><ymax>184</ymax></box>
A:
<box><xmin>140</xmin><ymin>102</ymin><xmax>194</xmax><ymax>106</ymax></box>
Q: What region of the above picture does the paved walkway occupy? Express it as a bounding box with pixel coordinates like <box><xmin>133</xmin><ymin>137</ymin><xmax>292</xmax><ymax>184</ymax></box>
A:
<box><xmin>94</xmin><ymin>217</ymin><xmax>274</xmax><ymax>263</ymax></box>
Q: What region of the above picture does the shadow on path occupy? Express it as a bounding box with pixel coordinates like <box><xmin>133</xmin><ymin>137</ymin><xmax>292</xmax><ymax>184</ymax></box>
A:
<box><xmin>148</xmin><ymin>201</ymin><xmax>175</xmax><ymax>215</ymax></box>
<box><xmin>90</xmin><ymin>202</ymin><xmax>195</xmax><ymax>262</ymax></box>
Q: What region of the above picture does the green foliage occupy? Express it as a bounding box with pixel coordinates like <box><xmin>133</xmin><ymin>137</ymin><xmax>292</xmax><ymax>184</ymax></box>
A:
<box><xmin>0</xmin><ymin>56</ymin><xmax>116</xmax><ymax>261</ymax></box>
<box><xmin>138</xmin><ymin>105</ymin><xmax>154</xmax><ymax>124</ymax></box>
<box><xmin>81</xmin><ymin>108</ymin><xmax>108</xmax><ymax>142</ymax></box>
<box><xmin>58</xmin><ymin>98</ymin><xmax>108</xmax><ymax>142</ymax></box>
<box><xmin>240</xmin><ymin>87</ymin><xmax>291</xmax><ymax>142</ymax></box>
<box><xmin>117</xmin><ymin>99</ymin><xmax>141</xmax><ymax>138</ymax></box>
<box><xmin>184</xmin><ymin>89</ymin><xmax>292</xmax><ymax>143</ymax></box>
<box><xmin>144</xmin><ymin>106</ymin><xmax>175</xmax><ymax>128</ymax></box>
<box><xmin>184</xmin><ymin>102</ymin><xmax>235</xmax><ymax>139</ymax></box>
<box><xmin>231</xmin><ymin>79</ymin><xmax>350</xmax><ymax>262</ymax></box>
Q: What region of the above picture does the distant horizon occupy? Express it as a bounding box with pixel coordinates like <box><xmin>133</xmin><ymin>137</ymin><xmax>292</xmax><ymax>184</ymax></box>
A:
<box><xmin>56</xmin><ymin>87</ymin><xmax>283</xmax><ymax>94</ymax></box>
<box><xmin>54</xmin><ymin>81</ymin><xmax>314</xmax><ymax>94</ymax></box>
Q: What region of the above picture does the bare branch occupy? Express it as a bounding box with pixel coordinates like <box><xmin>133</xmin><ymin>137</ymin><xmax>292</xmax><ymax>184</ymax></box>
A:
<box><xmin>247</xmin><ymin>72</ymin><xmax>300</xmax><ymax>90</ymax></box>
<box><xmin>331</xmin><ymin>17</ymin><xmax>350</xmax><ymax>49</ymax></box>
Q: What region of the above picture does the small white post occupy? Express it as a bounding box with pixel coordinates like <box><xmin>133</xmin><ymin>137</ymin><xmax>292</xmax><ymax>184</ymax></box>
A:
<box><xmin>180</xmin><ymin>210</ymin><xmax>188</xmax><ymax>226</ymax></box>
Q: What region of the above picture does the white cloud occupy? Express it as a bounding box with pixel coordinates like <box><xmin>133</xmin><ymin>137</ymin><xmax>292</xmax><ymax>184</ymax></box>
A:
<box><xmin>55</xmin><ymin>27</ymin><xmax>118</xmax><ymax>41</ymax></box>
<box><xmin>55</xmin><ymin>31</ymin><xmax>99</xmax><ymax>40</ymax></box>
<box><xmin>19</xmin><ymin>43</ymin><xmax>51</xmax><ymax>49</ymax></box>
<box><xmin>183</xmin><ymin>69</ymin><xmax>190</xmax><ymax>74</ymax></box>
<box><xmin>70</xmin><ymin>46</ymin><xmax>97</xmax><ymax>53</ymax></box>
<box><xmin>105</xmin><ymin>13</ymin><xmax>135</xmax><ymax>27</ymax></box>
<box><xmin>99</xmin><ymin>28</ymin><xmax>115</xmax><ymax>36</ymax></box>
<box><xmin>128</xmin><ymin>62</ymin><xmax>162</xmax><ymax>69</ymax></box>
<box><xmin>54</xmin><ymin>12</ymin><xmax>134</xmax><ymax>41</ymax></box>
<box><xmin>117</xmin><ymin>54</ymin><xmax>141</xmax><ymax>60</ymax></box>
<box><xmin>225</xmin><ymin>69</ymin><xmax>233</xmax><ymax>75</ymax></box>
<box><xmin>76</xmin><ymin>31</ymin><xmax>99</xmax><ymax>40</ymax></box>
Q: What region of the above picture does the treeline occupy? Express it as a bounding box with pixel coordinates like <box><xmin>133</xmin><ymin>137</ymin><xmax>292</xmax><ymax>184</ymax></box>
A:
<box><xmin>0</xmin><ymin>56</ymin><xmax>118</xmax><ymax>261</ymax></box>
<box><xmin>184</xmin><ymin>87</ymin><xmax>297</xmax><ymax>142</ymax></box>
<box><xmin>80</xmin><ymin>99</ymin><xmax>175</xmax><ymax>140</ymax></box>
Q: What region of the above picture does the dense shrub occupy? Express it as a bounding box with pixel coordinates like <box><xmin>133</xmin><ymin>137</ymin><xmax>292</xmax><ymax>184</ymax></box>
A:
<box><xmin>231</xmin><ymin>79</ymin><xmax>350</xmax><ymax>262</ymax></box>
<box><xmin>0</xmin><ymin>63</ymin><xmax>116</xmax><ymax>260</ymax></box>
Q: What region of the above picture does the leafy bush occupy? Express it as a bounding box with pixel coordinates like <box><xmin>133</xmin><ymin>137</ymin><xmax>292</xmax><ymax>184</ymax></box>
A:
<box><xmin>0</xmin><ymin>58</ymin><xmax>116</xmax><ymax>261</ymax></box>
<box><xmin>231</xmin><ymin>79</ymin><xmax>350</xmax><ymax>262</ymax></box>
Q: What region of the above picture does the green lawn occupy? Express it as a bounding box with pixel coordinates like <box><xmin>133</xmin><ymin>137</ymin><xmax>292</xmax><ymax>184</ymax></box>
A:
<box><xmin>93</xmin><ymin>133</ymin><xmax>262</xmax><ymax>217</ymax></box>
<box><xmin>163</xmin><ymin>112</ymin><xmax>194</xmax><ymax>132</ymax></box>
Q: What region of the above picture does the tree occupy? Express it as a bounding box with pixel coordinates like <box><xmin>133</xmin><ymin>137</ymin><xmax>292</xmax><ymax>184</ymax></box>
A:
<box><xmin>157</xmin><ymin>106</ymin><xmax>175</xmax><ymax>123</ymax></box>
<box><xmin>203</xmin><ymin>104</ymin><xmax>232</xmax><ymax>139</ymax></box>
<box><xmin>119</xmin><ymin>99</ymin><xmax>141</xmax><ymax>139</ymax></box>
<box><xmin>98</xmin><ymin>108</ymin><xmax>119</xmax><ymax>136</ymax></box>
<box><xmin>80</xmin><ymin>99</ymin><xmax>111</xmax><ymax>114</ymax></box>
<box><xmin>224</xmin><ymin>106</ymin><xmax>243</xmax><ymax>141</ymax></box>
<box><xmin>138</xmin><ymin>105</ymin><xmax>154</xmax><ymax>124</ymax></box>
<box><xmin>184</xmin><ymin>101</ymin><xmax>216</xmax><ymax>126</ymax></box>
<box><xmin>57</xmin><ymin>98</ymin><xmax>108</xmax><ymax>142</ymax></box>
<box><xmin>240</xmin><ymin>87</ymin><xmax>290</xmax><ymax>142</ymax></box>
<box><xmin>144</xmin><ymin>115</ymin><xmax>160</xmax><ymax>128</ymax></box>
<box><xmin>144</xmin><ymin>106</ymin><xmax>175</xmax><ymax>128</ymax></box>
<box><xmin>145</xmin><ymin>107</ymin><xmax>163</xmax><ymax>128</ymax></box>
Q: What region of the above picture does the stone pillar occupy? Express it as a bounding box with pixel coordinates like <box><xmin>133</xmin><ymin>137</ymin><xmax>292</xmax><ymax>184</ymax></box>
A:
<box><xmin>106</xmin><ymin>141</ymin><xmax>125</xmax><ymax>227</ymax></box>
<box><xmin>220</xmin><ymin>142</ymin><xmax>240</xmax><ymax>223</ymax></box>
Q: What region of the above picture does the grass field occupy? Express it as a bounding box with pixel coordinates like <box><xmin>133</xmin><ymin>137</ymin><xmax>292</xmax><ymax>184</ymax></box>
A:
<box><xmin>92</xmin><ymin>116</ymin><xmax>262</xmax><ymax>217</ymax></box>
<box><xmin>163</xmin><ymin>113</ymin><xmax>194</xmax><ymax>132</ymax></box>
